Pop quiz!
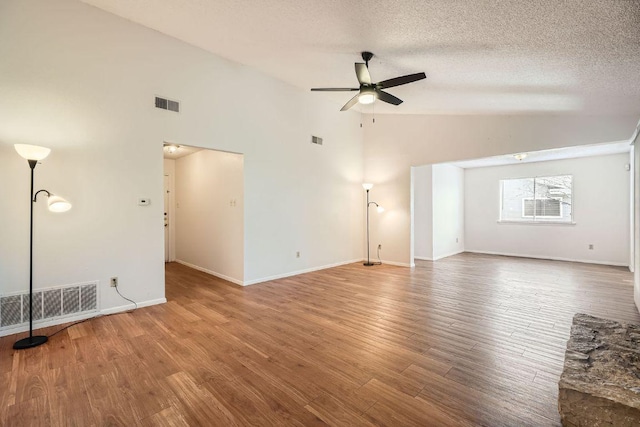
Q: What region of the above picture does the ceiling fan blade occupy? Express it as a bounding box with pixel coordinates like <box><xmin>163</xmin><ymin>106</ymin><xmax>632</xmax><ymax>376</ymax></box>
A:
<box><xmin>377</xmin><ymin>72</ymin><xmax>426</xmax><ymax>89</ymax></box>
<box><xmin>311</xmin><ymin>88</ymin><xmax>359</xmax><ymax>91</ymax></box>
<box><xmin>340</xmin><ymin>93</ymin><xmax>360</xmax><ymax>111</ymax></box>
<box><xmin>355</xmin><ymin>63</ymin><xmax>371</xmax><ymax>85</ymax></box>
<box><xmin>376</xmin><ymin>90</ymin><xmax>403</xmax><ymax>106</ymax></box>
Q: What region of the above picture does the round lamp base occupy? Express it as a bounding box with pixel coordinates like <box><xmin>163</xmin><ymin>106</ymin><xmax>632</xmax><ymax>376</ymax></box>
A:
<box><xmin>13</xmin><ymin>335</ymin><xmax>48</xmax><ymax>350</ymax></box>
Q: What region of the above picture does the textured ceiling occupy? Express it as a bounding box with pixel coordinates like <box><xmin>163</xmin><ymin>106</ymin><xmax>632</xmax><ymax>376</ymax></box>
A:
<box><xmin>82</xmin><ymin>0</ymin><xmax>640</xmax><ymax>115</ymax></box>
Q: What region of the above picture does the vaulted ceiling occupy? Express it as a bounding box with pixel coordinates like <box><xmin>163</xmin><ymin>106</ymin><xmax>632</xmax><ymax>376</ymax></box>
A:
<box><xmin>82</xmin><ymin>0</ymin><xmax>640</xmax><ymax>115</ymax></box>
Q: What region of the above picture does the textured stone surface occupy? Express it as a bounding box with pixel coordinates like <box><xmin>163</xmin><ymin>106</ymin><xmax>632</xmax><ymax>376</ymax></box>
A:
<box><xmin>558</xmin><ymin>313</ymin><xmax>640</xmax><ymax>426</ymax></box>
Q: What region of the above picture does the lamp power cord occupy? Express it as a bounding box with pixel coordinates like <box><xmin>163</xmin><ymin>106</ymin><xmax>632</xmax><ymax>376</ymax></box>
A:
<box><xmin>115</xmin><ymin>285</ymin><xmax>138</xmax><ymax>310</ymax></box>
<box><xmin>47</xmin><ymin>284</ymin><xmax>138</xmax><ymax>338</ymax></box>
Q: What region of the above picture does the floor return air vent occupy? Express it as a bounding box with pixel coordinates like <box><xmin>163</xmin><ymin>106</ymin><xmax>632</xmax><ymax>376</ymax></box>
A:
<box><xmin>0</xmin><ymin>282</ymin><xmax>99</xmax><ymax>331</ymax></box>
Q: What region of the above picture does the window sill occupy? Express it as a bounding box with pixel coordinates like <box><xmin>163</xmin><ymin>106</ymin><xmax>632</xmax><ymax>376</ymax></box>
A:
<box><xmin>497</xmin><ymin>220</ymin><xmax>576</xmax><ymax>226</ymax></box>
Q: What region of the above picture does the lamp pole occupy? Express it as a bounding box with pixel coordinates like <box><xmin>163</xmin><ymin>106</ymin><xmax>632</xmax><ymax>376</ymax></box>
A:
<box><xmin>362</xmin><ymin>183</ymin><xmax>382</xmax><ymax>266</ymax></box>
<box><xmin>14</xmin><ymin>159</ymin><xmax>49</xmax><ymax>349</ymax></box>
<box><xmin>364</xmin><ymin>189</ymin><xmax>373</xmax><ymax>266</ymax></box>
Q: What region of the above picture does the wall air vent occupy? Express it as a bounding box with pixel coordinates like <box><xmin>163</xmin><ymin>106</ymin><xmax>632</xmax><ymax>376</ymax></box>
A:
<box><xmin>167</xmin><ymin>100</ymin><xmax>180</xmax><ymax>112</ymax></box>
<box><xmin>311</xmin><ymin>135</ymin><xmax>323</xmax><ymax>145</ymax></box>
<box><xmin>155</xmin><ymin>96</ymin><xmax>180</xmax><ymax>113</ymax></box>
<box><xmin>0</xmin><ymin>282</ymin><xmax>98</xmax><ymax>333</ymax></box>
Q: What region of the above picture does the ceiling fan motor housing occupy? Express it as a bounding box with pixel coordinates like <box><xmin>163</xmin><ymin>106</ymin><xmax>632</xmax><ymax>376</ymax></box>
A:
<box><xmin>361</xmin><ymin>51</ymin><xmax>374</xmax><ymax>65</ymax></box>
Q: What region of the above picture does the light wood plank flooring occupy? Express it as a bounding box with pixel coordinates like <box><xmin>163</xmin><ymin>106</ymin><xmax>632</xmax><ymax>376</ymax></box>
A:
<box><xmin>1</xmin><ymin>253</ymin><xmax>639</xmax><ymax>426</ymax></box>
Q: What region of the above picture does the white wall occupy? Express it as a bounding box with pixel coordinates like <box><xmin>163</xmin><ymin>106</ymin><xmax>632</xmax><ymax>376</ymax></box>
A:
<box><xmin>465</xmin><ymin>154</ymin><xmax>630</xmax><ymax>266</ymax></box>
<box><xmin>412</xmin><ymin>165</ymin><xmax>433</xmax><ymax>260</ymax></box>
<box><xmin>432</xmin><ymin>164</ymin><xmax>465</xmax><ymax>260</ymax></box>
<box><xmin>0</xmin><ymin>0</ymin><xmax>363</xmax><ymax>333</ymax></box>
<box><xmin>630</xmin><ymin>148</ymin><xmax>635</xmax><ymax>272</ymax></box>
<box><xmin>633</xmin><ymin>127</ymin><xmax>640</xmax><ymax>311</ymax></box>
<box><xmin>412</xmin><ymin>164</ymin><xmax>464</xmax><ymax>261</ymax></box>
<box><xmin>363</xmin><ymin>114</ymin><xmax>638</xmax><ymax>266</ymax></box>
<box><xmin>175</xmin><ymin>150</ymin><xmax>244</xmax><ymax>284</ymax></box>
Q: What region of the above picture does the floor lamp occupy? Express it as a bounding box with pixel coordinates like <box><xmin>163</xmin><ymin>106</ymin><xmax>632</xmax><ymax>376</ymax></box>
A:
<box><xmin>363</xmin><ymin>183</ymin><xmax>383</xmax><ymax>266</ymax></box>
<box><xmin>13</xmin><ymin>144</ymin><xmax>72</xmax><ymax>350</ymax></box>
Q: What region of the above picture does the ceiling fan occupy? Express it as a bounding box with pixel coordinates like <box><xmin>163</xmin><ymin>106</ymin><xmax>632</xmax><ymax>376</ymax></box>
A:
<box><xmin>311</xmin><ymin>51</ymin><xmax>427</xmax><ymax>111</ymax></box>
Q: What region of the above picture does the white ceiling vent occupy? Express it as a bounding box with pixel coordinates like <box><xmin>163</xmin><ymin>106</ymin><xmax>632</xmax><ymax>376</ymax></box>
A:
<box><xmin>155</xmin><ymin>96</ymin><xmax>180</xmax><ymax>113</ymax></box>
<box><xmin>311</xmin><ymin>135</ymin><xmax>323</xmax><ymax>145</ymax></box>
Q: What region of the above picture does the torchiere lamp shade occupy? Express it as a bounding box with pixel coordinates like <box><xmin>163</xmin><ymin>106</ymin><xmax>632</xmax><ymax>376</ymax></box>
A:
<box><xmin>14</xmin><ymin>144</ymin><xmax>51</xmax><ymax>161</ymax></box>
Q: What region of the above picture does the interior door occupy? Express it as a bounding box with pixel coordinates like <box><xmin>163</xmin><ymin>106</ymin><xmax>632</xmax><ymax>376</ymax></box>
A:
<box><xmin>164</xmin><ymin>174</ymin><xmax>170</xmax><ymax>262</ymax></box>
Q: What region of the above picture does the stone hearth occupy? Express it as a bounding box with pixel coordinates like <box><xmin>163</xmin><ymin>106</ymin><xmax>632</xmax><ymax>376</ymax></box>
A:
<box><xmin>558</xmin><ymin>313</ymin><xmax>640</xmax><ymax>426</ymax></box>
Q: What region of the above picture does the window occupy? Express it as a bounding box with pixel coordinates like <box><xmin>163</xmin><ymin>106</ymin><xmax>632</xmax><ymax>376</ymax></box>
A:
<box><xmin>522</xmin><ymin>198</ymin><xmax>562</xmax><ymax>218</ymax></box>
<box><xmin>500</xmin><ymin>175</ymin><xmax>572</xmax><ymax>223</ymax></box>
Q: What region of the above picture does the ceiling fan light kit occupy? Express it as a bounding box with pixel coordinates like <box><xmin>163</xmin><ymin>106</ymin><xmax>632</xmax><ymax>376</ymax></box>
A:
<box><xmin>358</xmin><ymin>88</ymin><xmax>377</xmax><ymax>105</ymax></box>
<box><xmin>311</xmin><ymin>51</ymin><xmax>426</xmax><ymax>111</ymax></box>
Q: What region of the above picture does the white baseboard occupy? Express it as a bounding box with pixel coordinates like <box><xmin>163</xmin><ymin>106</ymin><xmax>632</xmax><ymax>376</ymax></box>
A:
<box><xmin>433</xmin><ymin>250</ymin><xmax>465</xmax><ymax>261</ymax></box>
<box><xmin>176</xmin><ymin>257</ymin><xmax>415</xmax><ymax>287</ymax></box>
<box><xmin>243</xmin><ymin>258</ymin><xmax>362</xmax><ymax>286</ymax></box>
<box><xmin>361</xmin><ymin>259</ymin><xmax>414</xmax><ymax>267</ymax></box>
<box><xmin>100</xmin><ymin>297</ymin><xmax>167</xmax><ymax>315</ymax></box>
<box><xmin>0</xmin><ymin>311</ymin><xmax>98</xmax><ymax>338</ymax></box>
<box><xmin>379</xmin><ymin>259</ymin><xmax>414</xmax><ymax>267</ymax></box>
<box><xmin>465</xmin><ymin>250</ymin><xmax>629</xmax><ymax>267</ymax></box>
<box><xmin>175</xmin><ymin>260</ymin><xmax>243</xmax><ymax>286</ymax></box>
<box><xmin>0</xmin><ymin>297</ymin><xmax>167</xmax><ymax>338</ymax></box>
<box><xmin>415</xmin><ymin>250</ymin><xmax>464</xmax><ymax>262</ymax></box>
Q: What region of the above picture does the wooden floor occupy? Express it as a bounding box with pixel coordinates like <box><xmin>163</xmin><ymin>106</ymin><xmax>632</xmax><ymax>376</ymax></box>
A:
<box><xmin>1</xmin><ymin>253</ymin><xmax>639</xmax><ymax>426</ymax></box>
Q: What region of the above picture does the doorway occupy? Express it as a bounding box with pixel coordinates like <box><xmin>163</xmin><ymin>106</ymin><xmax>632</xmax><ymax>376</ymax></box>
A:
<box><xmin>162</xmin><ymin>143</ymin><xmax>245</xmax><ymax>284</ymax></box>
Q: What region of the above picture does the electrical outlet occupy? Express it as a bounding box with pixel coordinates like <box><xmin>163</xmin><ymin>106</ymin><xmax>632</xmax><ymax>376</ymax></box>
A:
<box><xmin>588</xmin><ymin>244</ymin><xmax>594</xmax><ymax>250</ymax></box>
<box><xmin>456</xmin><ymin>237</ymin><xmax>459</xmax><ymax>243</ymax></box>
<box><xmin>296</xmin><ymin>251</ymin><xmax>300</xmax><ymax>258</ymax></box>
<box><xmin>377</xmin><ymin>244</ymin><xmax>382</xmax><ymax>250</ymax></box>
<box><xmin>110</xmin><ymin>277</ymin><xmax>118</xmax><ymax>287</ymax></box>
